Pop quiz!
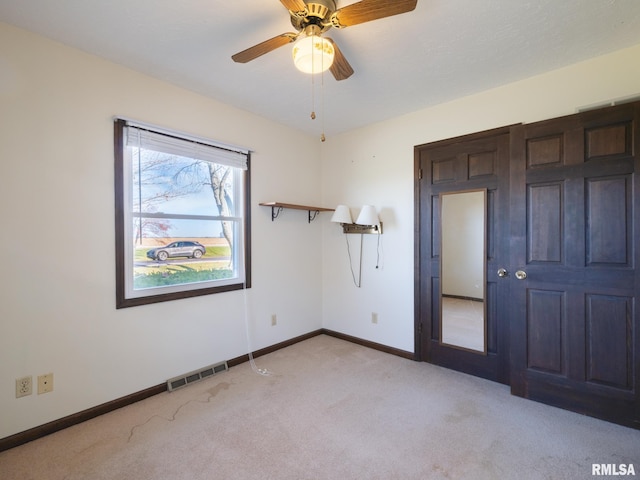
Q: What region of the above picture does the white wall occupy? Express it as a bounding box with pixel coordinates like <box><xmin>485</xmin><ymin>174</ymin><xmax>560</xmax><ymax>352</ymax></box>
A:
<box><xmin>320</xmin><ymin>43</ymin><xmax>640</xmax><ymax>353</ymax></box>
<box><xmin>0</xmin><ymin>22</ymin><xmax>324</xmax><ymax>438</ymax></box>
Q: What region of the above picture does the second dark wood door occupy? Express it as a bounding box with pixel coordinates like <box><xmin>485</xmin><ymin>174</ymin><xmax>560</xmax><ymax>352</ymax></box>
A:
<box><xmin>509</xmin><ymin>102</ymin><xmax>640</xmax><ymax>428</ymax></box>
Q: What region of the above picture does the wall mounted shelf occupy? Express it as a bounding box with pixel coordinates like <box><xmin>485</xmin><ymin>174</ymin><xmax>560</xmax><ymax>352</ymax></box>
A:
<box><xmin>259</xmin><ymin>202</ymin><xmax>334</xmax><ymax>223</ymax></box>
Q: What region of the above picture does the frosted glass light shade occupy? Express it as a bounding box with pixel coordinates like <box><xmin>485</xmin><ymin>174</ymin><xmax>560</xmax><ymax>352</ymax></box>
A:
<box><xmin>356</xmin><ymin>205</ymin><xmax>379</xmax><ymax>226</ymax></box>
<box><xmin>292</xmin><ymin>35</ymin><xmax>335</xmax><ymax>74</ymax></box>
<box><xmin>331</xmin><ymin>205</ymin><xmax>353</xmax><ymax>224</ymax></box>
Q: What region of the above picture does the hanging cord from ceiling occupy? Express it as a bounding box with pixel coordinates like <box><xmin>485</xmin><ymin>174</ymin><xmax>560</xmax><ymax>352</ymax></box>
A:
<box><xmin>321</xmin><ymin>59</ymin><xmax>326</xmax><ymax>143</ymax></box>
<box><xmin>310</xmin><ymin>34</ymin><xmax>316</xmax><ymax>121</ymax></box>
<box><xmin>308</xmin><ymin>35</ymin><xmax>326</xmax><ymax>142</ymax></box>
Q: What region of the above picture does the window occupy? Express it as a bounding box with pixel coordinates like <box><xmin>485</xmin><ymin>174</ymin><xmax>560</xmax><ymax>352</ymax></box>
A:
<box><xmin>114</xmin><ymin>118</ymin><xmax>251</xmax><ymax>308</ymax></box>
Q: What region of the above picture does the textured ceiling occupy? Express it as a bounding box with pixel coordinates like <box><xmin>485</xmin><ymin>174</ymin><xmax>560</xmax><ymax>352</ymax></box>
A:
<box><xmin>2</xmin><ymin>0</ymin><xmax>640</xmax><ymax>138</ymax></box>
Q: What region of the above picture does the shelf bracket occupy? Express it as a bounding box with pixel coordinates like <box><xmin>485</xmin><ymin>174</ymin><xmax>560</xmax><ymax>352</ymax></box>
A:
<box><xmin>308</xmin><ymin>210</ymin><xmax>320</xmax><ymax>223</ymax></box>
<box><xmin>270</xmin><ymin>206</ymin><xmax>284</xmax><ymax>221</ymax></box>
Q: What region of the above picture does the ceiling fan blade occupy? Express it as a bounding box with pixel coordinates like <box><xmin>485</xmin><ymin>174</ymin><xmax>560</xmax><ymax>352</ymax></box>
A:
<box><xmin>333</xmin><ymin>0</ymin><xmax>417</xmax><ymax>27</ymax></box>
<box><xmin>326</xmin><ymin>38</ymin><xmax>354</xmax><ymax>81</ymax></box>
<box><xmin>232</xmin><ymin>33</ymin><xmax>298</xmax><ymax>63</ymax></box>
<box><xmin>280</xmin><ymin>0</ymin><xmax>307</xmax><ymax>13</ymax></box>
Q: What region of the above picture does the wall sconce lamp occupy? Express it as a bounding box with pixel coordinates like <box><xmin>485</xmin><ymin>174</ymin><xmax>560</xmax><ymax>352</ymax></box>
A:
<box><xmin>331</xmin><ymin>205</ymin><xmax>383</xmax><ymax>234</ymax></box>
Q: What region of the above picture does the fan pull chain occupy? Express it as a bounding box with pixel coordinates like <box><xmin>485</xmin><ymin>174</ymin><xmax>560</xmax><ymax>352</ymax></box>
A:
<box><xmin>320</xmin><ymin>37</ymin><xmax>326</xmax><ymax>142</ymax></box>
<box><xmin>310</xmin><ymin>35</ymin><xmax>316</xmax><ymax>121</ymax></box>
<box><xmin>310</xmin><ymin>71</ymin><xmax>316</xmax><ymax>120</ymax></box>
<box><xmin>307</xmin><ymin>34</ymin><xmax>326</xmax><ymax>142</ymax></box>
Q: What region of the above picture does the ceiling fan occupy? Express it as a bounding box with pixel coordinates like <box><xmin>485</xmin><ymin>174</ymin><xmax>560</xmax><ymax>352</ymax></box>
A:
<box><xmin>231</xmin><ymin>0</ymin><xmax>418</xmax><ymax>81</ymax></box>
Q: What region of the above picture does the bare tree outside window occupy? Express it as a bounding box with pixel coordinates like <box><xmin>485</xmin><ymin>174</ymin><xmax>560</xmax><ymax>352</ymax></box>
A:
<box><xmin>209</xmin><ymin>164</ymin><xmax>235</xmax><ymax>268</ymax></box>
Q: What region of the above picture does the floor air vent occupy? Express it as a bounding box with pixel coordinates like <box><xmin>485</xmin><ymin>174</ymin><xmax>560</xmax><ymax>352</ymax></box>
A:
<box><xmin>167</xmin><ymin>361</ymin><xmax>228</xmax><ymax>391</ymax></box>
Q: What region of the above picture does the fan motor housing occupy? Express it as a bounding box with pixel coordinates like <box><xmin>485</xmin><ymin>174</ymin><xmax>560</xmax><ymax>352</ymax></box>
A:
<box><xmin>290</xmin><ymin>0</ymin><xmax>336</xmax><ymax>34</ymax></box>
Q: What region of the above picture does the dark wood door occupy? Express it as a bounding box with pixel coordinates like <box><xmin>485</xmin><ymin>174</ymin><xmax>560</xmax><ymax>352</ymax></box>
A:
<box><xmin>415</xmin><ymin>127</ymin><xmax>512</xmax><ymax>384</ymax></box>
<box><xmin>509</xmin><ymin>102</ymin><xmax>640</xmax><ymax>428</ymax></box>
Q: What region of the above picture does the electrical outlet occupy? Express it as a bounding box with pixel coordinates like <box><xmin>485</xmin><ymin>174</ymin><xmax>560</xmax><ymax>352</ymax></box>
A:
<box><xmin>372</xmin><ymin>312</ymin><xmax>378</xmax><ymax>324</ymax></box>
<box><xmin>16</xmin><ymin>376</ymin><xmax>32</xmax><ymax>398</ymax></box>
<box><xmin>271</xmin><ymin>314</ymin><xmax>277</xmax><ymax>326</ymax></box>
<box><xmin>38</xmin><ymin>373</ymin><xmax>53</xmax><ymax>394</ymax></box>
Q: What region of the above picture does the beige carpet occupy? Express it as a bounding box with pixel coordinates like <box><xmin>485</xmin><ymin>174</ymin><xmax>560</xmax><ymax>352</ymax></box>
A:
<box><xmin>1</xmin><ymin>335</ymin><xmax>639</xmax><ymax>479</ymax></box>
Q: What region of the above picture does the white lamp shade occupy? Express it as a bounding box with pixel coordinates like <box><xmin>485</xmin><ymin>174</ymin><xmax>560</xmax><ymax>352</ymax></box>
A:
<box><xmin>292</xmin><ymin>35</ymin><xmax>335</xmax><ymax>74</ymax></box>
<box><xmin>356</xmin><ymin>205</ymin><xmax>379</xmax><ymax>226</ymax></box>
<box><xmin>331</xmin><ymin>205</ymin><xmax>353</xmax><ymax>224</ymax></box>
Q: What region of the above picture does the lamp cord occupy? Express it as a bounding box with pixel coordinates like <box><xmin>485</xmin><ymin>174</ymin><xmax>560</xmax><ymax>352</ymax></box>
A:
<box><xmin>345</xmin><ymin>234</ymin><xmax>362</xmax><ymax>288</ymax></box>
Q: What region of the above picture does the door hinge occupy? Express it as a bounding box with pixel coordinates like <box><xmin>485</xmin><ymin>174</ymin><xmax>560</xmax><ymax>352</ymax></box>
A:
<box><xmin>418</xmin><ymin>168</ymin><xmax>423</xmax><ymax>180</ymax></box>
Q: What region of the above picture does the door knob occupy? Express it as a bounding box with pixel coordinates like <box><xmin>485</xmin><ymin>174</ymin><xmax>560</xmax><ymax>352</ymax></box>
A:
<box><xmin>515</xmin><ymin>270</ymin><xmax>527</xmax><ymax>280</ymax></box>
<box><xmin>497</xmin><ymin>268</ymin><xmax>508</xmax><ymax>277</ymax></box>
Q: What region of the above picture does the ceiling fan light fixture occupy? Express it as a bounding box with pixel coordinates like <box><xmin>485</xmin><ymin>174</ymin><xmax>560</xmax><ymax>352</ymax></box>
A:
<box><xmin>292</xmin><ymin>35</ymin><xmax>335</xmax><ymax>74</ymax></box>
